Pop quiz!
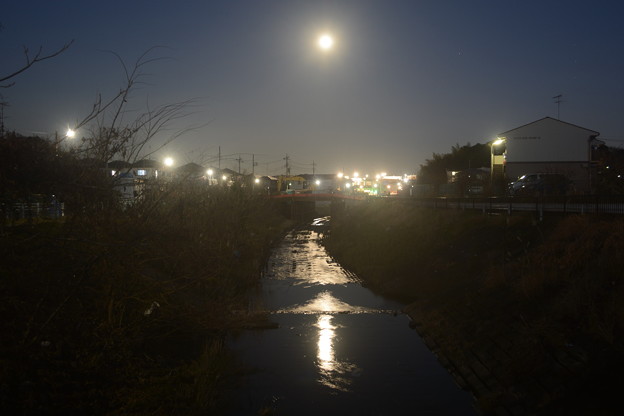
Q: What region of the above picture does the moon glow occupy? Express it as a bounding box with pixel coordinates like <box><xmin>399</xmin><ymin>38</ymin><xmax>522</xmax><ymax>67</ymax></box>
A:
<box><xmin>318</xmin><ymin>34</ymin><xmax>334</xmax><ymax>51</ymax></box>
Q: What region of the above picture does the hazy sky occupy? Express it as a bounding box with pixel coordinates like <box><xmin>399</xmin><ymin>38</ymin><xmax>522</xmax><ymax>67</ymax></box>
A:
<box><xmin>2</xmin><ymin>0</ymin><xmax>624</xmax><ymax>175</ymax></box>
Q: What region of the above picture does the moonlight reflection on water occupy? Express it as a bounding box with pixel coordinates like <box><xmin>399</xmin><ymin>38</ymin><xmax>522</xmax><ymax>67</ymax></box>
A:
<box><xmin>227</xmin><ymin>223</ymin><xmax>476</xmax><ymax>415</ymax></box>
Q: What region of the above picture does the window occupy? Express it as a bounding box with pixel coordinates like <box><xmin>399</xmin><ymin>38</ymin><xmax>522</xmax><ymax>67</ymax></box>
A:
<box><xmin>136</xmin><ymin>169</ymin><xmax>147</xmax><ymax>176</ymax></box>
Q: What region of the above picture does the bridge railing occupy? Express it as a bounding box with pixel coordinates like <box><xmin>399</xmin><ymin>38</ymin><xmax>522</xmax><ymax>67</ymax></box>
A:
<box><xmin>396</xmin><ymin>195</ymin><xmax>624</xmax><ymax>216</ymax></box>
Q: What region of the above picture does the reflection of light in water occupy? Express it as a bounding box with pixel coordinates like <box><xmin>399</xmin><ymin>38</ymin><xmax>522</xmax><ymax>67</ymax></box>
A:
<box><xmin>315</xmin><ymin>314</ymin><xmax>359</xmax><ymax>391</ymax></box>
<box><xmin>280</xmin><ymin>291</ymin><xmax>375</xmax><ymax>314</ymax></box>
<box><xmin>267</xmin><ymin>232</ymin><xmax>359</xmax><ymax>285</ymax></box>
<box><xmin>317</xmin><ymin>315</ymin><xmax>334</xmax><ymax>365</ymax></box>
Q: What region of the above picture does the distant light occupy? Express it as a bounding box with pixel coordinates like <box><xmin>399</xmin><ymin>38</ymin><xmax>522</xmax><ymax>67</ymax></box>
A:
<box><xmin>493</xmin><ymin>138</ymin><xmax>505</xmax><ymax>146</ymax></box>
<box><xmin>255</xmin><ymin>178</ymin><xmax>260</xmax><ymax>184</ymax></box>
<box><xmin>222</xmin><ymin>175</ymin><xmax>227</xmax><ymax>181</ymax></box>
<box><xmin>345</xmin><ymin>183</ymin><xmax>351</xmax><ymax>189</ymax></box>
<box><xmin>164</xmin><ymin>157</ymin><xmax>174</xmax><ymax>167</ymax></box>
<box><xmin>353</xmin><ymin>172</ymin><xmax>359</xmax><ymax>178</ymax></box>
<box><xmin>315</xmin><ymin>179</ymin><xmax>321</xmax><ymax>185</ymax></box>
<box><xmin>318</xmin><ymin>34</ymin><xmax>334</xmax><ymax>51</ymax></box>
<box><xmin>66</xmin><ymin>128</ymin><xmax>76</xmax><ymax>138</ymax></box>
<box><xmin>207</xmin><ymin>169</ymin><xmax>213</xmax><ymax>176</ymax></box>
<box><xmin>337</xmin><ymin>172</ymin><xmax>344</xmax><ymax>178</ymax></box>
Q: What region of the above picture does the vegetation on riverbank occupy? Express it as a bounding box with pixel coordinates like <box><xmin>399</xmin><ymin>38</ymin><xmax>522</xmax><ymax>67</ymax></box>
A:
<box><xmin>1</xmin><ymin>184</ymin><xmax>291</xmax><ymax>415</ymax></box>
<box><xmin>324</xmin><ymin>200</ymin><xmax>623</xmax><ymax>415</ymax></box>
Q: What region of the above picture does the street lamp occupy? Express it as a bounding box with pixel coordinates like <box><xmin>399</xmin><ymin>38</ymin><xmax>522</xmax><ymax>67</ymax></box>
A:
<box><xmin>490</xmin><ymin>137</ymin><xmax>506</xmax><ymax>191</ymax></box>
<box><xmin>54</xmin><ymin>127</ymin><xmax>77</xmax><ymax>155</ymax></box>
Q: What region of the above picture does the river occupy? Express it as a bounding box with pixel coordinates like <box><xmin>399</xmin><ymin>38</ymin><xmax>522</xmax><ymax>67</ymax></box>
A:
<box><xmin>227</xmin><ymin>218</ymin><xmax>476</xmax><ymax>415</ymax></box>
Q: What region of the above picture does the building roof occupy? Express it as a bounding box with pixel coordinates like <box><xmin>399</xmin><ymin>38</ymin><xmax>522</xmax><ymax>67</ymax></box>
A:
<box><xmin>176</xmin><ymin>162</ymin><xmax>205</xmax><ymax>174</ymax></box>
<box><xmin>108</xmin><ymin>160</ymin><xmax>132</xmax><ymax>170</ymax></box>
<box><xmin>499</xmin><ymin>116</ymin><xmax>600</xmax><ymax>137</ymax></box>
<box><xmin>132</xmin><ymin>159</ymin><xmax>162</xmax><ymax>168</ymax></box>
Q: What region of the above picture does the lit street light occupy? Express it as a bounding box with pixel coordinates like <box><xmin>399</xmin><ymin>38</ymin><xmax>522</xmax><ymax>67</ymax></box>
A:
<box><xmin>54</xmin><ymin>127</ymin><xmax>77</xmax><ymax>155</ymax></box>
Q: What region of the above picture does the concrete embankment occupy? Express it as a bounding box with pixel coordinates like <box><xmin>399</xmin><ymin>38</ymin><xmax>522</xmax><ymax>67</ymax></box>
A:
<box><xmin>324</xmin><ymin>200</ymin><xmax>624</xmax><ymax>415</ymax></box>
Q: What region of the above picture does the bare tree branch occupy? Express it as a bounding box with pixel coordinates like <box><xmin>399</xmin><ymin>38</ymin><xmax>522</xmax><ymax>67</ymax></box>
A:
<box><xmin>0</xmin><ymin>40</ymin><xmax>74</xmax><ymax>88</ymax></box>
<box><xmin>71</xmin><ymin>47</ymin><xmax>206</xmax><ymax>166</ymax></box>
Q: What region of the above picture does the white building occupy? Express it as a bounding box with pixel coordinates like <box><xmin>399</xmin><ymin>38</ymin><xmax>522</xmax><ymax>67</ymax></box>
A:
<box><xmin>492</xmin><ymin>117</ymin><xmax>601</xmax><ymax>193</ymax></box>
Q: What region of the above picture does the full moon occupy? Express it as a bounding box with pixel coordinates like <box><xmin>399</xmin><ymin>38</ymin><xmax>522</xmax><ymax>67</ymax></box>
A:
<box><xmin>317</xmin><ymin>34</ymin><xmax>334</xmax><ymax>51</ymax></box>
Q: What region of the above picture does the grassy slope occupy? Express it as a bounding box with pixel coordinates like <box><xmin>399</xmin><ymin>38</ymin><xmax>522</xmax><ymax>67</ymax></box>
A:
<box><xmin>325</xmin><ymin>200</ymin><xmax>624</xmax><ymax>415</ymax></box>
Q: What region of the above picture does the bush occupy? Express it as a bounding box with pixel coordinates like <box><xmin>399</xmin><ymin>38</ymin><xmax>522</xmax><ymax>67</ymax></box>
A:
<box><xmin>0</xmin><ymin>185</ymin><xmax>290</xmax><ymax>414</ymax></box>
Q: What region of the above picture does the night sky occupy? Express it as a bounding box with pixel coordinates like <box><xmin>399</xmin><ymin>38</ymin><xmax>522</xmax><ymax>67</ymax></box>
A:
<box><xmin>2</xmin><ymin>0</ymin><xmax>624</xmax><ymax>175</ymax></box>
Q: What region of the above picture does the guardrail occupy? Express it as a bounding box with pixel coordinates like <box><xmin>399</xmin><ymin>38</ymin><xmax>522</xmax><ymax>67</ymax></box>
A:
<box><xmin>399</xmin><ymin>195</ymin><xmax>624</xmax><ymax>217</ymax></box>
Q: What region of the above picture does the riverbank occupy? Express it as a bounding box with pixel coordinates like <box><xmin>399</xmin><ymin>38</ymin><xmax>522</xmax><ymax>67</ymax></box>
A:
<box><xmin>323</xmin><ymin>199</ymin><xmax>624</xmax><ymax>415</ymax></box>
<box><xmin>0</xmin><ymin>187</ymin><xmax>292</xmax><ymax>414</ymax></box>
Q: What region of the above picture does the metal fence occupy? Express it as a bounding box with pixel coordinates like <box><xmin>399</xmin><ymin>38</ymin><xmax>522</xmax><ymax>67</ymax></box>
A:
<box><xmin>401</xmin><ymin>195</ymin><xmax>624</xmax><ymax>217</ymax></box>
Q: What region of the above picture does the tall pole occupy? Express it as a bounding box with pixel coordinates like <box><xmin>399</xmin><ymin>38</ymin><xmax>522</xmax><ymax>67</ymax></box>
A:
<box><xmin>218</xmin><ymin>146</ymin><xmax>221</xmax><ymax>170</ymax></box>
<box><xmin>553</xmin><ymin>94</ymin><xmax>562</xmax><ymax>120</ymax></box>
<box><xmin>236</xmin><ymin>155</ymin><xmax>243</xmax><ymax>174</ymax></box>
<box><xmin>0</xmin><ymin>101</ymin><xmax>8</xmax><ymax>137</ymax></box>
<box><xmin>284</xmin><ymin>154</ymin><xmax>290</xmax><ymax>175</ymax></box>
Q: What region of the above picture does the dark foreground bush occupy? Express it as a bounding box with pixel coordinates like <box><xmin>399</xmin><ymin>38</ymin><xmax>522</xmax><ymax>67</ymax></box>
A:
<box><xmin>0</xmin><ymin>184</ymin><xmax>290</xmax><ymax>415</ymax></box>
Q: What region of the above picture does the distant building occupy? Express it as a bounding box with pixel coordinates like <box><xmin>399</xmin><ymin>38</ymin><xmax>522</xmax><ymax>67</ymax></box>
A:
<box><xmin>175</xmin><ymin>162</ymin><xmax>206</xmax><ymax>180</ymax></box>
<box><xmin>492</xmin><ymin>117</ymin><xmax>601</xmax><ymax>193</ymax></box>
<box><xmin>300</xmin><ymin>173</ymin><xmax>341</xmax><ymax>193</ymax></box>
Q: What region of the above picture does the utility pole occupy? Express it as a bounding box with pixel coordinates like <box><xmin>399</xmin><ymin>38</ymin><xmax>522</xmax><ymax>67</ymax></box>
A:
<box><xmin>0</xmin><ymin>101</ymin><xmax>8</xmax><ymax>137</ymax></box>
<box><xmin>236</xmin><ymin>154</ymin><xmax>243</xmax><ymax>174</ymax></box>
<box><xmin>312</xmin><ymin>160</ymin><xmax>316</xmax><ymax>176</ymax></box>
<box><xmin>218</xmin><ymin>146</ymin><xmax>221</xmax><ymax>170</ymax></box>
<box><xmin>553</xmin><ymin>94</ymin><xmax>563</xmax><ymax>120</ymax></box>
<box><xmin>284</xmin><ymin>154</ymin><xmax>290</xmax><ymax>175</ymax></box>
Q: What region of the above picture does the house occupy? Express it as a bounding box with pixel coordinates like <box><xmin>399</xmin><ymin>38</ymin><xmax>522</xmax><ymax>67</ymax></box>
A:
<box><xmin>300</xmin><ymin>173</ymin><xmax>341</xmax><ymax>193</ymax></box>
<box><xmin>492</xmin><ymin>117</ymin><xmax>601</xmax><ymax>193</ymax></box>
<box><xmin>132</xmin><ymin>159</ymin><xmax>163</xmax><ymax>180</ymax></box>
<box><xmin>107</xmin><ymin>159</ymin><xmax>164</xmax><ymax>204</ymax></box>
<box><xmin>175</xmin><ymin>162</ymin><xmax>206</xmax><ymax>180</ymax></box>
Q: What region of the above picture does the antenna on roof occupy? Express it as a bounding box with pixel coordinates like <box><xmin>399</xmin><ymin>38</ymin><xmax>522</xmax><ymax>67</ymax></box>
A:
<box><xmin>553</xmin><ymin>94</ymin><xmax>563</xmax><ymax>120</ymax></box>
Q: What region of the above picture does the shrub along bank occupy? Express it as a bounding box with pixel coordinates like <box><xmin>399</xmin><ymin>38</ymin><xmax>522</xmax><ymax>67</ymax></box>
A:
<box><xmin>0</xmin><ymin>184</ymin><xmax>291</xmax><ymax>415</ymax></box>
<box><xmin>324</xmin><ymin>199</ymin><xmax>624</xmax><ymax>415</ymax></box>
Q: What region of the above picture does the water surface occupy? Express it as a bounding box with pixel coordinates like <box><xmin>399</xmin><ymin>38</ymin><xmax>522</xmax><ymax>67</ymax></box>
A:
<box><xmin>228</xmin><ymin>222</ymin><xmax>476</xmax><ymax>415</ymax></box>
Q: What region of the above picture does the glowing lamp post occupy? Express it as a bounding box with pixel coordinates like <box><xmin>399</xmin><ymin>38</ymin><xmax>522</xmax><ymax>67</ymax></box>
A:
<box><xmin>490</xmin><ymin>138</ymin><xmax>506</xmax><ymax>189</ymax></box>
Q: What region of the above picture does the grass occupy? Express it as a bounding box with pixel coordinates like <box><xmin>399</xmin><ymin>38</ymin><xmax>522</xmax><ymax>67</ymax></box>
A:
<box><xmin>325</xmin><ymin>200</ymin><xmax>624</xmax><ymax>414</ymax></box>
